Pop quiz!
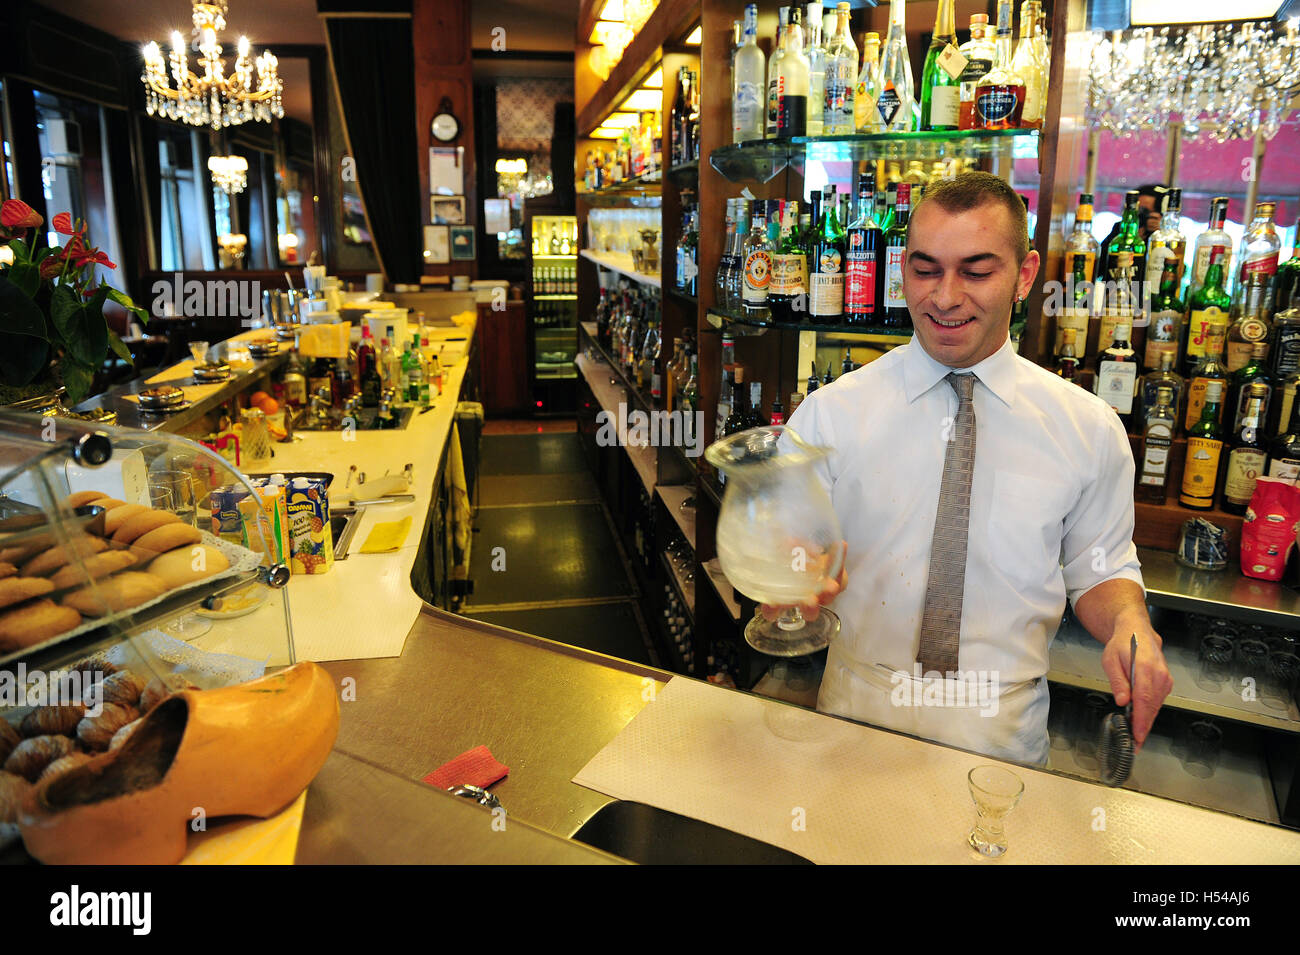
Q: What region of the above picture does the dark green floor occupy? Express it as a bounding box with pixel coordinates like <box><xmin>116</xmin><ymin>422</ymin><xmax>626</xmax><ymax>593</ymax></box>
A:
<box><xmin>460</xmin><ymin>432</ymin><xmax>656</xmax><ymax>666</ymax></box>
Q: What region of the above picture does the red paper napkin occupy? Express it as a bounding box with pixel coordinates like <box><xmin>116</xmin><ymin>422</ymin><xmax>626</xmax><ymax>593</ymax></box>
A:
<box><xmin>423</xmin><ymin>745</ymin><xmax>509</xmax><ymax>790</ymax></box>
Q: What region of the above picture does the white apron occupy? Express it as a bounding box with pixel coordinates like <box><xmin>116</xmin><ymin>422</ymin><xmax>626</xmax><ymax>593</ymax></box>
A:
<box><xmin>817</xmin><ymin>641</ymin><xmax>1052</xmax><ymax>767</ymax></box>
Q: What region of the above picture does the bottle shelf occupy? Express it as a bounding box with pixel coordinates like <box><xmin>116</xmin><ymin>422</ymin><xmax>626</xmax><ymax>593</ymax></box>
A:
<box><xmin>534</xmin><ymin>294</ymin><xmax>577</xmax><ymax>300</ymax></box>
<box><xmin>665</xmin><ymin>160</ymin><xmax>699</xmax><ymax>189</ymax></box>
<box><xmin>665</xmin><ymin>287</ymin><xmax>698</xmax><ymax>307</ymax></box>
<box><xmin>706</xmin><ymin>306</ymin><xmax>913</xmax><ymax>344</ymax></box>
<box><xmin>708</xmin><ymin>129</ymin><xmax>1038</xmax><ymax>183</ymax></box>
<box><xmin>533</xmin><ymin>254</ymin><xmax>577</xmax><ymax>260</ymax></box>
<box><xmin>579</xmin><ymin>169</ymin><xmax>663</xmax><ymax>198</ymax></box>
<box><xmin>580</xmin><ymin>249</ymin><xmax>663</xmax><ymax>289</ymax></box>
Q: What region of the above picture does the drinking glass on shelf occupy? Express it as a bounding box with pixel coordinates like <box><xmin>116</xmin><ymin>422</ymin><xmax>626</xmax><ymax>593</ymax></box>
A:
<box><xmin>1195</xmin><ymin>633</ymin><xmax>1235</xmax><ymax>693</ymax></box>
<box><xmin>705</xmin><ymin>425</ymin><xmax>845</xmax><ymax>657</ymax></box>
<box><xmin>967</xmin><ymin>765</ymin><xmax>1024</xmax><ymax>858</ymax></box>
<box><xmin>1072</xmin><ymin>692</ymin><xmax>1109</xmax><ymax>771</ymax></box>
<box><xmin>1178</xmin><ymin>719</ymin><xmax>1222</xmax><ymax>778</ymax></box>
<box><xmin>1261</xmin><ymin>651</ymin><xmax>1300</xmax><ymax>712</ymax></box>
<box><xmin>1237</xmin><ymin>636</ymin><xmax>1270</xmax><ymax>686</ymax></box>
<box><xmin>188</xmin><ymin>340</ymin><xmax>210</xmax><ymax>365</ymax></box>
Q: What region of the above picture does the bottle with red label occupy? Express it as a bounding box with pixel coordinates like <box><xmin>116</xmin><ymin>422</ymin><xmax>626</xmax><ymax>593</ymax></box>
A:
<box><xmin>880</xmin><ymin>182</ymin><xmax>912</xmax><ymax>328</ymax></box>
<box><xmin>845</xmin><ymin>175</ymin><xmax>883</xmax><ymax>326</ymax></box>
<box><xmin>1236</xmin><ymin>200</ymin><xmax>1281</xmax><ymax>303</ymax></box>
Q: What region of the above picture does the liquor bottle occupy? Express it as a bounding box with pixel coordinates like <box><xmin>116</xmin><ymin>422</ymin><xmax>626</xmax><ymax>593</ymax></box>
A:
<box><xmin>1237</xmin><ymin>201</ymin><xmax>1281</xmax><ymax>300</ymax></box>
<box><xmin>1009</xmin><ymin>0</ymin><xmax>1046</xmax><ymax>129</ymax></box>
<box><xmin>664</xmin><ymin>338</ymin><xmax>682</xmax><ymax>413</ymax></box>
<box><xmin>809</xmin><ymin>186</ymin><xmax>847</xmax><ymax>323</ymax></box>
<box><xmin>1183</xmin><ymin>246</ymin><xmax>1232</xmax><ymax>378</ymax></box>
<box><xmin>357</xmin><ymin>325</ymin><xmax>381</xmax><ymax>407</ymax></box>
<box><xmin>742</xmin><ymin>204</ymin><xmax>774</xmax><ymax>316</ymax></box>
<box><xmin>873</xmin><ymin>0</ymin><xmax>915</xmax><ymax>132</ymax></box>
<box><xmin>1136</xmin><ymin>385</ymin><xmax>1176</xmax><ymax>505</ymax></box>
<box><xmin>727</xmin><ymin>198</ymin><xmax>750</xmax><ymax>311</ymax></box>
<box><xmin>822</xmin><ymin>362</ymin><xmax>835</xmax><ymax>387</ymax></box>
<box><xmin>1188</xmin><ymin>197</ymin><xmax>1233</xmax><ymax>296</ymax></box>
<box><xmin>1095</xmin><ymin>322</ymin><xmax>1139</xmax><ymax>432</ymax></box>
<box><xmin>723</xmin><ymin>368</ymin><xmax>748</xmax><ymax>437</ymax></box>
<box><xmin>1138</xmin><ymin>351</ymin><xmax>1184</xmax><ymax>436</ymax></box>
<box><xmin>823</xmin><ymin>3</ymin><xmax>857</xmax><ymax>135</ymax></box>
<box><xmin>770</xmin><ymin>200</ymin><xmax>805</xmax><ymax>323</ymax></box>
<box><xmin>747</xmin><ymin>381</ymin><xmax>765</xmax><ymax>428</ymax></box>
<box><xmin>854</xmin><ymin>32</ymin><xmax>882</xmax><ymax>131</ymax></box>
<box><xmin>845</xmin><ymin>176</ymin><xmax>883</xmax><ymax>325</ymax></box>
<box><xmin>282</xmin><ymin>341</ymin><xmax>308</xmax><ymax>408</ymax></box>
<box><xmin>765</xmin><ymin>6</ymin><xmax>790</xmax><ymax>138</ymax></box>
<box><xmin>681</xmin><ymin>355</ymin><xmax>699</xmax><ymax>444</ymax></box>
<box><xmin>1226</xmin><ymin>276</ymin><xmax>1272</xmax><ymax>374</ymax></box>
<box><xmin>1268</xmin><ymin>398</ymin><xmax>1300</xmax><ymax>480</ymax></box>
<box><xmin>804</xmin><ymin>3</ymin><xmax>826</xmax><ymax>138</ymax></box>
<box><xmin>877</xmin><ymin>181</ymin><xmax>896</xmax><ymax>233</ymax></box>
<box><xmin>769</xmin><ymin>395</ymin><xmax>786</xmax><ymax>425</ymax></box>
<box><xmin>1055</xmin><ymin>327</ymin><xmax>1081</xmax><ymax>382</ymax></box>
<box><xmin>1222</xmin><ymin>384</ymin><xmax>1270</xmax><ymax>514</ymax></box>
<box><xmin>841</xmin><ymin>346</ymin><xmax>855</xmax><ymax>377</ymax></box>
<box><xmin>1227</xmin><ymin>342</ymin><xmax>1271</xmax><ymax>434</ymax></box>
<box><xmin>1100</xmin><ymin>190</ymin><xmax>1147</xmax><ymax>291</ymax></box>
<box><xmin>974</xmin><ymin>0</ymin><xmax>1025</xmax><ymax>130</ymax></box>
<box><xmin>1180</xmin><ymin>379</ymin><xmax>1226</xmax><ymax>510</ymax></box>
<box><xmin>1272</xmin><ymin>294</ymin><xmax>1300</xmax><ymax>382</ymax></box>
<box><xmin>1098</xmin><ymin>251</ymin><xmax>1136</xmax><ymax>366</ymax></box>
<box><xmin>807</xmin><ymin>360</ymin><xmax>820</xmax><ymax>394</ymax></box>
<box><xmin>1144</xmin><ymin>188</ymin><xmax>1186</xmax><ymax>297</ymax></box>
<box><xmin>957</xmin><ymin>14</ymin><xmax>994</xmax><ymax>131</ymax></box>
<box><xmin>380</xmin><ymin>327</ymin><xmax>400</xmax><ymax>393</ymax></box>
<box><xmin>774</xmin><ymin>7</ymin><xmax>809</xmax><ymax>139</ymax></box>
<box><xmin>880</xmin><ymin>182</ymin><xmax>911</xmax><ymax>328</ymax></box>
<box><xmin>717</xmin><ymin>200</ymin><xmax>736</xmax><ymax>309</ymax></box>
<box><xmin>920</xmin><ymin>0</ymin><xmax>962</xmax><ymax>131</ymax></box>
<box><xmin>1144</xmin><ymin>252</ymin><xmax>1182</xmax><ymax>372</ymax></box>
<box><xmin>683</xmin><ymin>207</ymin><xmax>700</xmax><ymax>297</ymax></box>
<box><xmin>687</xmin><ymin>70</ymin><xmax>701</xmax><ymax>162</ymax></box>
<box><xmin>1184</xmin><ymin>323</ymin><xmax>1228</xmax><ymax>433</ymax></box>
<box><xmin>404</xmin><ymin>337</ymin><xmax>425</xmax><ymax>406</ymax></box>
<box><xmin>642</xmin><ymin>307</ymin><xmax>662</xmax><ymax>400</ymax></box>
<box><xmin>1274</xmin><ymin>217</ymin><xmax>1300</xmax><ymax>316</ymax></box>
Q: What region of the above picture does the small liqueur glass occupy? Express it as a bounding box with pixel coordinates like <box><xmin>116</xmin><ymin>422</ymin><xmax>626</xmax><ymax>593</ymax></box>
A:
<box><xmin>967</xmin><ymin>765</ymin><xmax>1024</xmax><ymax>858</ymax></box>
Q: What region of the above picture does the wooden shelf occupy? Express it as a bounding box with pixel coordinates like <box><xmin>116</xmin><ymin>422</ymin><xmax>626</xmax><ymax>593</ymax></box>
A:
<box><xmin>702</xmin><ymin>557</ymin><xmax>742</xmax><ymax>623</ymax></box>
<box><xmin>579</xmin><ymin>249</ymin><xmax>662</xmax><ymax>289</ymax></box>
<box><xmin>656</xmin><ymin>483</ymin><xmax>696</xmax><ymax>550</ymax></box>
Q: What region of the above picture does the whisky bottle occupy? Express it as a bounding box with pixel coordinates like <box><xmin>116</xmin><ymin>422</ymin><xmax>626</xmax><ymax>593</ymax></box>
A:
<box><xmin>1180</xmin><ymin>379</ymin><xmax>1226</xmax><ymax>510</ymax></box>
<box><xmin>1222</xmin><ymin>384</ymin><xmax>1270</xmax><ymax>515</ymax></box>
<box><xmin>1237</xmin><ymin>201</ymin><xmax>1281</xmax><ymax>300</ymax></box>
<box><xmin>1055</xmin><ymin>327</ymin><xmax>1081</xmax><ymax>382</ymax></box>
<box><xmin>1098</xmin><ymin>251</ymin><xmax>1136</xmax><ymax>366</ymax></box>
<box><xmin>1144</xmin><ymin>253</ymin><xmax>1183</xmax><ymax>372</ymax></box>
<box><xmin>1138</xmin><ymin>351</ymin><xmax>1185</xmax><ymax>436</ymax></box>
<box><xmin>1268</xmin><ymin>397</ymin><xmax>1300</xmax><ymax>480</ymax></box>
<box><xmin>1095</xmin><ymin>321</ymin><xmax>1139</xmax><ymax>432</ymax></box>
<box><xmin>973</xmin><ymin>0</ymin><xmax>1025</xmax><ymax>130</ymax></box>
<box><xmin>1188</xmin><ymin>196</ymin><xmax>1233</xmax><ymax>295</ymax></box>
<box><xmin>1184</xmin><ymin>323</ymin><xmax>1228</xmax><ymax>433</ymax></box>
<box><xmin>1226</xmin><ymin>279</ymin><xmax>1272</xmax><ymax>374</ymax></box>
<box><xmin>1144</xmin><ymin>188</ymin><xmax>1186</xmax><ymax>296</ymax></box>
<box><xmin>1227</xmin><ymin>341</ymin><xmax>1271</xmax><ymax>433</ymax></box>
<box><xmin>1184</xmin><ymin>245</ymin><xmax>1232</xmax><ymax>378</ymax></box>
<box><xmin>1136</xmin><ymin>385</ymin><xmax>1176</xmax><ymax>505</ymax></box>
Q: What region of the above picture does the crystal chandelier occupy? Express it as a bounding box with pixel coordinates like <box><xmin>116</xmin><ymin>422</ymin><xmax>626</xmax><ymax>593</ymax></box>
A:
<box><xmin>208</xmin><ymin>154</ymin><xmax>248</xmax><ymax>194</ymax></box>
<box><xmin>1087</xmin><ymin>20</ymin><xmax>1300</xmax><ymax>142</ymax></box>
<box><xmin>141</xmin><ymin>1</ymin><xmax>283</xmax><ymax>130</ymax></box>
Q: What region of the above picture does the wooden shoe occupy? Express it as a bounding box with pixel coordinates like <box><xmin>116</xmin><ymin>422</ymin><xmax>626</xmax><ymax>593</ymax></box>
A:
<box><xmin>18</xmin><ymin>662</ymin><xmax>339</xmax><ymax>864</ymax></box>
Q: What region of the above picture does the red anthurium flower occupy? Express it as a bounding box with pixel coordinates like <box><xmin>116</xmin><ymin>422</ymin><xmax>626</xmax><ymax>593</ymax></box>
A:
<box><xmin>71</xmin><ymin>247</ymin><xmax>116</xmax><ymax>270</ymax></box>
<box><xmin>39</xmin><ymin>256</ymin><xmax>65</xmax><ymax>279</ymax></box>
<box><xmin>52</xmin><ymin>212</ymin><xmax>75</xmax><ymax>235</ymax></box>
<box><xmin>1</xmin><ymin>198</ymin><xmax>42</xmax><ymax>230</ymax></box>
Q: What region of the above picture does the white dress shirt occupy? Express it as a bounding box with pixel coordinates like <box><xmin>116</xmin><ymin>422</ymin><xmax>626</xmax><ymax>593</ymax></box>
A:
<box><xmin>787</xmin><ymin>335</ymin><xmax>1144</xmax><ymax>762</ymax></box>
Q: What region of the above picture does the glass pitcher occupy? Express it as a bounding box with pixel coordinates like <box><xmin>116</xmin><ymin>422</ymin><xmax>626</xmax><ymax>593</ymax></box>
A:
<box><xmin>705</xmin><ymin>425</ymin><xmax>845</xmax><ymax>656</ymax></box>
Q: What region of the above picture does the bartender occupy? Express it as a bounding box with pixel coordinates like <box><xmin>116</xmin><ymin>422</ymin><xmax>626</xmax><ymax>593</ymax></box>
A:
<box><xmin>780</xmin><ymin>171</ymin><xmax>1174</xmax><ymax>766</ymax></box>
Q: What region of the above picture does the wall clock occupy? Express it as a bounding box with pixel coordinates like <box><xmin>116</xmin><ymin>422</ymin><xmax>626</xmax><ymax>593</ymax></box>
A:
<box><xmin>431</xmin><ymin>96</ymin><xmax>460</xmax><ymax>142</ymax></box>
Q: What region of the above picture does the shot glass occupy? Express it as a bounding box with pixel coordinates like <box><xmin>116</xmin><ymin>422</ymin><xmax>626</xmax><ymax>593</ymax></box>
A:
<box><xmin>1179</xmin><ymin>720</ymin><xmax>1222</xmax><ymax>779</ymax></box>
<box><xmin>967</xmin><ymin>765</ymin><xmax>1024</xmax><ymax>858</ymax></box>
<box><xmin>1195</xmin><ymin>634</ymin><xmax>1234</xmax><ymax>693</ymax></box>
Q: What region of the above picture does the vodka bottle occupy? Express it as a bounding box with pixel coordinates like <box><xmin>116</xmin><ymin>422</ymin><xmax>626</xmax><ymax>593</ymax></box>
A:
<box><xmin>733</xmin><ymin>4</ymin><xmax>766</xmax><ymax>142</ymax></box>
<box><xmin>874</xmin><ymin>0</ymin><xmax>915</xmax><ymax>132</ymax></box>
<box><xmin>823</xmin><ymin>2</ymin><xmax>857</xmax><ymax>135</ymax></box>
<box><xmin>805</xmin><ymin>3</ymin><xmax>826</xmax><ymax>137</ymax></box>
<box><xmin>774</xmin><ymin>7</ymin><xmax>809</xmax><ymax>138</ymax></box>
<box><xmin>765</xmin><ymin>6</ymin><xmax>790</xmax><ymax>138</ymax></box>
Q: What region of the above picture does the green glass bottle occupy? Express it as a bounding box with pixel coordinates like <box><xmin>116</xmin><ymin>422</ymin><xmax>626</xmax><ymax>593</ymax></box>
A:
<box><xmin>808</xmin><ymin>185</ymin><xmax>847</xmax><ymax>323</ymax></box>
<box><xmin>1144</xmin><ymin>253</ymin><xmax>1184</xmax><ymax>372</ymax></box>
<box><xmin>1180</xmin><ymin>378</ymin><xmax>1226</xmax><ymax>510</ymax></box>
<box><xmin>1103</xmin><ymin>190</ymin><xmax>1147</xmax><ymax>285</ymax></box>
<box><xmin>920</xmin><ymin>0</ymin><xmax>961</xmax><ymax>130</ymax></box>
<box><xmin>1183</xmin><ymin>245</ymin><xmax>1232</xmax><ymax>378</ymax></box>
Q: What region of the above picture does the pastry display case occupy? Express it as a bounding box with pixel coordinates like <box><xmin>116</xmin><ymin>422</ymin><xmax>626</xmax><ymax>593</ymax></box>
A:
<box><xmin>0</xmin><ymin>410</ymin><xmax>295</xmax><ymax>678</ymax></box>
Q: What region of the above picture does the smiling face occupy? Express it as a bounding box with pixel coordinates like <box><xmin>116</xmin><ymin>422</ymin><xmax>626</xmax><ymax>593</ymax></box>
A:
<box><xmin>904</xmin><ymin>198</ymin><xmax>1040</xmax><ymax>369</ymax></box>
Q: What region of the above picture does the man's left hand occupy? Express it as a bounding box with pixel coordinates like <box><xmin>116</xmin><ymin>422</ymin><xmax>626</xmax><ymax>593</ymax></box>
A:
<box><xmin>1100</xmin><ymin>627</ymin><xmax>1173</xmax><ymax>750</ymax></box>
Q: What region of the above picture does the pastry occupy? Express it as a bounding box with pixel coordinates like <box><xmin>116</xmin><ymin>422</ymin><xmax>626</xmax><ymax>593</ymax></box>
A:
<box><xmin>108</xmin><ymin>718</ymin><xmax>141</xmax><ymax>751</ymax></box>
<box><xmin>67</xmin><ymin>490</ymin><xmax>110</xmax><ymax>508</ymax></box>
<box><xmin>0</xmin><ymin>576</ymin><xmax>55</xmax><ymax>609</ymax></box>
<box><xmin>147</xmin><ymin>544</ymin><xmax>229</xmax><ymax>588</ymax></box>
<box><xmin>98</xmin><ymin>670</ymin><xmax>146</xmax><ymax>709</ymax></box>
<box><xmin>76</xmin><ymin>703</ymin><xmax>139</xmax><ymax>751</ymax></box>
<box><xmin>103</xmin><ymin>504</ymin><xmax>149</xmax><ymax>536</ymax></box>
<box><xmin>38</xmin><ymin>752</ymin><xmax>93</xmax><ymax>783</ymax></box>
<box><xmin>0</xmin><ymin>771</ymin><xmax>30</xmax><ymax>823</ymax></box>
<box><xmin>19</xmin><ymin>704</ymin><xmax>85</xmax><ymax>739</ymax></box>
<box><xmin>49</xmin><ymin>549</ymin><xmax>137</xmax><ymax>589</ymax></box>
<box><xmin>139</xmin><ymin>674</ymin><xmax>198</xmax><ymax>713</ymax></box>
<box><xmin>129</xmin><ymin>523</ymin><xmax>203</xmax><ymax>561</ymax></box>
<box><xmin>20</xmin><ymin>536</ymin><xmax>109</xmax><ymax>577</ymax></box>
<box><xmin>0</xmin><ymin>545</ymin><xmax>41</xmax><ymax>565</ymax></box>
<box><xmin>0</xmin><ymin>720</ymin><xmax>19</xmax><ymax>764</ymax></box>
<box><xmin>0</xmin><ymin>562</ymin><xmax>15</xmax><ymax>580</ymax></box>
<box><xmin>61</xmin><ymin>572</ymin><xmax>167</xmax><ymax>616</ymax></box>
<box><xmin>111</xmin><ymin>509</ymin><xmax>181</xmax><ymax>545</ymax></box>
<box><xmin>0</xmin><ymin>599</ymin><xmax>81</xmax><ymax>652</ymax></box>
<box><xmin>3</xmin><ymin>734</ymin><xmax>74</xmax><ymax>782</ymax></box>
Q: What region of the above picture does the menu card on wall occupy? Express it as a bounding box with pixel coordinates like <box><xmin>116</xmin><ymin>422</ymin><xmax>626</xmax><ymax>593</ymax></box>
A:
<box><xmin>429</xmin><ymin>147</ymin><xmax>464</xmax><ymax>197</ymax></box>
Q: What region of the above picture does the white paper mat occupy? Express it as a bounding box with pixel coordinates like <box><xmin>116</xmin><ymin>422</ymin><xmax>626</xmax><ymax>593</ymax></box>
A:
<box><xmin>573</xmin><ymin>677</ymin><xmax>1300</xmax><ymax>864</ymax></box>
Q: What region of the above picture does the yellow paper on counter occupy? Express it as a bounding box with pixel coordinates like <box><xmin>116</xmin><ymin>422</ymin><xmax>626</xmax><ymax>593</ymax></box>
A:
<box><xmin>360</xmin><ymin>515</ymin><xmax>412</xmax><ymax>553</ymax></box>
<box><xmin>297</xmin><ymin>321</ymin><xmax>352</xmax><ymax>358</ymax></box>
<box><xmin>180</xmin><ymin>791</ymin><xmax>307</xmax><ymax>865</ymax></box>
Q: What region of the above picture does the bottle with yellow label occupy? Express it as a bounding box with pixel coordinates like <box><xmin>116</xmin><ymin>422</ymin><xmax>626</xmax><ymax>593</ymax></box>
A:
<box><xmin>1180</xmin><ymin>379</ymin><xmax>1226</xmax><ymax>510</ymax></box>
<box><xmin>1183</xmin><ymin>245</ymin><xmax>1232</xmax><ymax>377</ymax></box>
<box><xmin>1184</xmin><ymin>324</ymin><xmax>1228</xmax><ymax>433</ymax></box>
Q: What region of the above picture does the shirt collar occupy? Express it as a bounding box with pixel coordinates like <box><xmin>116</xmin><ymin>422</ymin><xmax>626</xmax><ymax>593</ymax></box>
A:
<box><xmin>901</xmin><ymin>335</ymin><xmax>1020</xmax><ymax>408</ymax></box>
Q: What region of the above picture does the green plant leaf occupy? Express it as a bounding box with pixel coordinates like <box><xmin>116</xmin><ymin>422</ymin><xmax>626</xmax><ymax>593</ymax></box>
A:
<box><xmin>8</xmin><ymin>238</ymin><xmax>29</xmax><ymax>260</ymax></box>
<box><xmin>106</xmin><ymin>326</ymin><xmax>134</xmax><ymax>366</ymax></box>
<box><xmin>50</xmin><ymin>283</ymin><xmax>108</xmax><ymax>367</ymax></box>
<box><xmin>0</xmin><ymin>274</ymin><xmax>51</xmax><ymax>386</ymax></box>
<box><xmin>105</xmin><ymin>285</ymin><xmax>150</xmax><ymax>322</ymax></box>
<box><xmin>7</xmin><ymin>261</ymin><xmax>39</xmax><ymax>298</ymax></box>
<box><xmin>59</xmin><ymin>357</ymin><xmax>95</xmax><ymax>405</ymax></box>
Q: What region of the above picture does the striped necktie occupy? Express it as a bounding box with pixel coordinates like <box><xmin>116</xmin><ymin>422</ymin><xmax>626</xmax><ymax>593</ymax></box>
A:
<box><xmin>916</xmin><ymin>372</ymin><xmax>977</xmax><ymax>675</ymax></box>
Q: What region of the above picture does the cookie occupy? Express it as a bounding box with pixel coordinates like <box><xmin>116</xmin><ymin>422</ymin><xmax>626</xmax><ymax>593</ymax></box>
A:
<box><xmin>103</xmin><ymin>504</ymin><xmax>149</xmax><ymax>536</ymax></box>
<box><xmin>20</xmin><ymin>536</ymin><xmax>109</xmax><ymax>577</ymax></box>
<box><xmin>67</xmin><ymin>490</ymin><xmax>109</xmax><ymax>508</ymax></box>
<box><xmin>0</xmin><ymin>577</ymin><xmax>55</xmax><ymax>610</ymax></box>
<box><xmin>147</xmin><ymin>544</ymin><xmax>228</xmax><ymax>588</ymax></box>
<box><xmin>88</xmin><ymin>497</ymin><xmax>126</xmax><ymax>511</ymax></box>
<box><xmin>111</xmin><ymin>509</ymin><xmax>181</xmax><ymax>544</ymax></box>
<box><xmin>49</xmin><ymin>549</ymin><xmax>137</xmax><ymax>589</ymax></box>
<box><xmin>129</xmin><ymin>523</ymin><xmax>202</xmax><ymax>561</ymax></box>
<box><xmin>0</xmin><ymin>599</ymin><xmax>81</xmax><ymax>653</ymax></box>
<box><xmin>61</xmin><ymin>572</ymin><xmax>167</xmax><ymax>616</ymax></box>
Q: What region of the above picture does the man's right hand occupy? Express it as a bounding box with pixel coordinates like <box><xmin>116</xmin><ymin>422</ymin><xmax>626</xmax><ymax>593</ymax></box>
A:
<box><xmin>760</xmin><ymin>541</ymin><xmax>848</xmax><ymax>622</ymax></box>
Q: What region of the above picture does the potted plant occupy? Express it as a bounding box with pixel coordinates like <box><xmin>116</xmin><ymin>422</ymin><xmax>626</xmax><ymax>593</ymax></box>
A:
<box><xmin>0</xmin><ymin>198</ymin><xmax>148</xmax><ymax>406</ymax></box>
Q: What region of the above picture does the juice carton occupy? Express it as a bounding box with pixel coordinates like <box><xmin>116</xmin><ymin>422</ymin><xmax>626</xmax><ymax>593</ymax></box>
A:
<box><xmin>287</xmin><ymin>476</ymin><xmax>334</xmax><ymax>574</ymax></box>
<box><xmin>211</xmin><ymin>484</ymin><xmax>250</xmax><ymax>546</ymax></box>
<box><xmin>243</xmin><ymin>477</ymin><xmax>290</xmax><ymax>568</ymax></box>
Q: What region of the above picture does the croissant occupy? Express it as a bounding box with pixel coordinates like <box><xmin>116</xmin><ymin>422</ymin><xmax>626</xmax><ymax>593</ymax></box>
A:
<box><xmin>76</xmin><ymin>703</ymin><xmax>140</xmax><ymax>751</ymax></box>
<box><xmin>3</xmin><ymin>734</ymin><xmax>75</xmax><ymax>782</ymax></box>
<box><xmin>19</xmin><ymin>704</ymin><xmax>86</xmax><ymax>739</ymax></box>
<box><xmin>108</xmin><ymin>717</ymin><xmax>141</xmax><ymax>751</ymax></box>
<box><xmin>0</xmin><ymin>719</ymin><xmax>18</xmax><ymax>765</ymax></box>
<box><xmin>96</xmin><ymin>670</ymin><xmax>146</xmax><ymax>709</ymax></box>
<box><xmin>139</xmin><ymin>674</ymin><xmax>198</xmax><ymax>713</ymax></box>
<box><xmin>37</xmin><ymin>751</ymin><xmax>93</xmax><ymax>783</ymax></box>
<box><xmin>0</xmin><ymin>771</ymin><xmax>31</xmax><ymax>824</ymax></box>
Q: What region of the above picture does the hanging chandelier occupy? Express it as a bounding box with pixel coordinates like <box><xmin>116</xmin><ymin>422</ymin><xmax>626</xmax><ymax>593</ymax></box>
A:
<box><xmin>208</xmin><ymin>154</ymin><xmax>248</xmax><ymax>194</ymax></box>
<box><xmin>142</xmin><ymin>1</ymin><xmax>283</xmax><ymax>130</ymax></box>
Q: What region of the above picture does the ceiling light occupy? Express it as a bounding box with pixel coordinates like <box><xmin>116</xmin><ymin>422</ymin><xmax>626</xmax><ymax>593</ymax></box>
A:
<box><xmin>598</xmin><ymin>0</ymin><xmax>625</xmax><ymax>22</ymax></box>
<box><xmin>599</xmin><ymin>112</ymin><xmax>641</xmax><ymax>128</ymax></box>
<box><xmin>644</xmin><ymin>66</ymin><xmax>663</xmax><ymax>88</ymax></box>
<box><xmin>589</xmin><ymin>127</ymin><xmax>623</xmax><ymax>139</ymax></box>
<box><xmin>620</xmin><ymin>89</ymin><xmax>662</xmax><ymax>112</ymax></box>
<box><xmin>685</xmin><ymin>25</ymin><xmax>702</xmax><ymax>45</ymax></box>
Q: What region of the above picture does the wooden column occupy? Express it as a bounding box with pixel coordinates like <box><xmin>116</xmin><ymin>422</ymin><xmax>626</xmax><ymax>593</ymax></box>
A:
<box><xmin>414</xmin><ymin>0</ymin><xmax>477</xmax><ymax>280</ymax></box>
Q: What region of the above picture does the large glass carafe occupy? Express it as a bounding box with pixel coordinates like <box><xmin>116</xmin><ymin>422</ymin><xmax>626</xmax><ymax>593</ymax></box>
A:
<box><xmin>705</xmin><ymin>425</ymin><xmax>844</xmax><ymax>656</ymax></box>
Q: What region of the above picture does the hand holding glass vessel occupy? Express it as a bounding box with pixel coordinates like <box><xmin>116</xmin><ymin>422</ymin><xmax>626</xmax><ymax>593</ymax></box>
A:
<box><xmin>705</xmin><ymin>425</ymin><xmax>847</xmax><ymax>656</ymax></box>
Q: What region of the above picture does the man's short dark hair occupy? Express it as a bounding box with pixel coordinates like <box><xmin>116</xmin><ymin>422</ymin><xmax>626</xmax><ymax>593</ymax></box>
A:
<box><xmin>911</xmin><ymin>171</ymin><xmax>1030</xmax><ymax>263</ymax></box>
<box><xmin>1136</xmin><ymin>183</ymin><xmax>1165</xmax><ymax>200</ymax></box>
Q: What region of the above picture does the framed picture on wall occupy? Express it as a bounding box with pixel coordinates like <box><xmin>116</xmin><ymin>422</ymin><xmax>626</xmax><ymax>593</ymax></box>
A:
<box><xmin>424</xmin><ymin>225</ymin><xmax>450</xmax><ymax>264</ymax></box>
<box><xmin>431</xmin><ymin>195</ymin><xmax>465</xmax><ymax>225</ymax></box>
<box><xmin>450</xmin><ymin>226</ymin><xmax>476</xmax><ymax>261</ymax></box>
